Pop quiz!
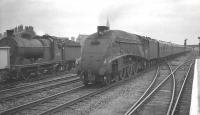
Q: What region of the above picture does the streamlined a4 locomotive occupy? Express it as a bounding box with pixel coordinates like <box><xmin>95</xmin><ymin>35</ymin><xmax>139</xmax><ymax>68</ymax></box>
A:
<box><xmin>78</xmin><ymin>26</ymin><xmax>191</xmax><ymax>85</ymax></box>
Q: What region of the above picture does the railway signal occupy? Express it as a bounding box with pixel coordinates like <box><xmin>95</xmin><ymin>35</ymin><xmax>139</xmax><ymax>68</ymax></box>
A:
<box><xmin>184</xmin><ymin>39</ymin><xmax>187</xmax><ymax>47</ymax></box>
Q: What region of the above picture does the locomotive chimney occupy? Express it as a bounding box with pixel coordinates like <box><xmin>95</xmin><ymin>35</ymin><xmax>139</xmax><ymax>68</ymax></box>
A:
<box><xmin>6</xmin><ymin>29</ymin><xmax>14</xmax><ymax>37</ymax></box>
<box><xmin>97</xmin><ymin>26</ymin><xmax>109</xmax><ymax>35</ymax></box>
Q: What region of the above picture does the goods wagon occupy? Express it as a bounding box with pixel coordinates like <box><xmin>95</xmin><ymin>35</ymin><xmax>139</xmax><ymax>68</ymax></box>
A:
<box><xmin>63</xmin><ymin>39</ymin><xmax>81</xmax><ymax>61</ymax></box>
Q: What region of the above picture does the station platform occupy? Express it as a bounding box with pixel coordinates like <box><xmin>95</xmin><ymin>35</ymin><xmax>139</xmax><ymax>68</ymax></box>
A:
<box><xmin>190</xmin><ymin>59</ymin><xmax>200</xmax><ymax>115</ymax></box>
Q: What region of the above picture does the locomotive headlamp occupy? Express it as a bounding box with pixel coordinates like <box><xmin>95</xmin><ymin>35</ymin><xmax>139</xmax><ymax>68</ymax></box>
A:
<box><xmin>103</xmin><ymin>58</ymin><xmax>109</xmax><ymax>64</ymax></box>
<box><xmin>75</xmin><ymin>57</ymin><xmax>81</xmax><ymax>65</ymax></box>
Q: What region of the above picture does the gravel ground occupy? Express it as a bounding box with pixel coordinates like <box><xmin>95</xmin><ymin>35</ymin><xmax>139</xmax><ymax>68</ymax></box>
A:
<box><xmin>53</xmin><ymin>54</ymin><xmax>192</xmax><ymax>115</ymax></box>
<box><xmin>54</xmin><ymin>68</ymin><xmax>157</xmax><ymax>115</ymax></box>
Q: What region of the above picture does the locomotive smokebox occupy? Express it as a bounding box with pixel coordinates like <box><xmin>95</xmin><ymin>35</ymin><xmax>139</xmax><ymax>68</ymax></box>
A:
<box><xmin>97</xmin><ymin>26</ymin><xmax>109</xmax><ymax>35</ymax></box>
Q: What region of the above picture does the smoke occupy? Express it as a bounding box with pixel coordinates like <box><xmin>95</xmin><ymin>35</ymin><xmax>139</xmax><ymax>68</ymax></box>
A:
<box><xmin>34</xmin><ymin>28</ymin><xmax>45</xmax><ymax>36</ymax></box>
<box><xmin>98</xmin><ymin>4</ymin><xmax>134</xmax><ymax>27</ymax></box>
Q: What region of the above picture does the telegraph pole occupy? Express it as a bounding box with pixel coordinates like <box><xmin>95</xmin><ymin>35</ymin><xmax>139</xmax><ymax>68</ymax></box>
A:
<box><xmin>184</xmin><ymin>39</ymin><xmax>187</xmax><ymax>53</ymax></box>
<box><xmin>198</xmin><ymin>37</ymin><xmax>200</xmax><ymax>56</ymax></box>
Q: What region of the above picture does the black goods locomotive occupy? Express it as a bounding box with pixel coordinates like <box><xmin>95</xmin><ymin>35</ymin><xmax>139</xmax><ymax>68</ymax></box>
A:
<box><xmin>0</xmin><ymin>27</ymin><xmax>81</xmax><ymax>81</ymax></box>
<box><xmin>78</xmin><ymin>26</ymin><xmax>192</xmax><ymax>85</ymax></box>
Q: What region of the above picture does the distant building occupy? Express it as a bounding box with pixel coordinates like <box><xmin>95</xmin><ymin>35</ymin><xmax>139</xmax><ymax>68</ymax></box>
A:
<box><xmin>71</xmin><ymin>36</ymin><xmax>75</xmax><ymax>41</ymax></box>
<box><xmin>0</xmin><ymin>33</ymin><xmax>2</xmax><ymax>39</ymax></box>
<box><xmin>3</xmin><ymin>32</ymin><xmax>6</xmax><ymax>37</ymax></box>
<box><xmin>51</xmin><ymin>36</ymin><xmax>69</xmax><ymax>40</ymax></box>
<box><xmin>17</xmin><ymin>25</ymin><xmax>36</xmax><ymax>36</ymax></box>
<box><xmin>76</xmin><ymin>34</ymin><xmax>88</xmax><ymax>46</ymax></box>
<box><xmin>2</xmin><ymin>25</ymin><xmax>36</xmax><ymax>38</ymax></box>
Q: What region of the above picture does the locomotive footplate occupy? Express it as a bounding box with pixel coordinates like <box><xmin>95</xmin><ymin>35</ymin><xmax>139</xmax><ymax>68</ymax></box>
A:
<box><xmin>81</xmin><ymin>71</ymin><xmax>96</xmax><ymax>84</ymax></box>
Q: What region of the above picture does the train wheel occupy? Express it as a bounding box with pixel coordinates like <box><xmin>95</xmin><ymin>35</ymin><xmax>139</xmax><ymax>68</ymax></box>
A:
<box><xmin>16</xmin><ymin>70</ymin><xmax>21</xmax><ymax>80</ymax></box>
<box><xmin>147</xmin><ymin>62</ymin><xmax>150</xmax><ymax>68</ymax></box>
<box><xmin>18</xmin><ymin>71</ymin><xmax>27</xmax><ymax>80</ymax></box>
<box><xmin>22</xmin><ymin>72</ymin><xmax>29</xmax><ymax>80</ymax></box>
<box><xmin>9</xmin><ymin>71</ymin><xmax>16</xmax><ymax>80</ymax></box>
<box><xmin>83</xmin><ymin>74</ymin><xmax>89</xmax><ymax>86</ymax></box>
<box><xmin>127</xmin><ymin>66</ymin><xmax>132</xmax><ymax>78</ymax></box>
<box><xmin>103</xmin><ymin>73</ymin><xmax>111</xmax><ymax>85</ymax></box>
<box><xmin>133</xmin><ymin>64</ymin><xmax>138</xmax><ymax>76</ymax></box>
<box><xmin>83</xmin><ymin>80</ymin><xmax>89</xmax><ymax>86</ymax></box>
<box><xmin>130</xmin><ymin>65</ymin><xmax>134</xmax><ymax>75</ymax></box>
<box><xmin>23</xmin><ymin>69</ymin><xmax>33</xmax><ymax>80</ymax></box>
<box><xmin>0</xmin><ymin>70</ymin><xmax>9</xmax><ymax>82</ymax></box>
<box><xmin>145</xmin><ymin>61</ymin><xmax>148</xmax><ymax>69</ymax></box>
<box><xmin>56</xmin><ymin>65</ymin><xmax>63</xmax><ymax>72</ymax></box>
<box><xmin>115</xmin><ymin>72</ymin><xmax>120</xmax><ymax>82</ymax></box>
<box><xmin>119</xmin><ymin>69</ymin><xmax>125</xmax><ymax>80</ymax></box>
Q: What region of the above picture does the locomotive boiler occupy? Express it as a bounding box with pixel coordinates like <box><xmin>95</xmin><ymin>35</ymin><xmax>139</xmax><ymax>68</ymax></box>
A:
<box><xmin>78</xmin><ymin>26</ymin><xmax>191</xmax><ymax>85</ymax></box>
<box><xmin>0</xmin><ymin>30</ymin><xmax>44</xmax><ymax>64</ymax></box>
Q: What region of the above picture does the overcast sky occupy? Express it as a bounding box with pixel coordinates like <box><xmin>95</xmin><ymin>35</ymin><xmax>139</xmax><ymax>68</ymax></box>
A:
<box><xmin>0</xmin><ymin>0</ymin><xmax>200</xmax><ymax>44</ymax></box>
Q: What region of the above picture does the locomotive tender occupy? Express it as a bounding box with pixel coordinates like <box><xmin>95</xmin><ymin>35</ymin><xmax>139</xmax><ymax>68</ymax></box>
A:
<box><xmin>78</xmin><ymin>26</ymin><xmax>191</xmax><ymax>85</ymax></box>
<box><xmin>0</xmin><ymin>27</ymin><xmax>81</xmax><ymax>81</ymax></box>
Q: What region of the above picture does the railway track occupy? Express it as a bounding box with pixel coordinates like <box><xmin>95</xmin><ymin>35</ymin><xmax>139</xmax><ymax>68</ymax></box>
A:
<box><xmin>0</xmin><ymin>71</ymin><xmax>74</xmax><ymax>90</ymax></box>
<box><xmin>1</xmin><ymin>83</ymin><xmax>121</xmax><ymax>115</ymax></box>
<box><xmin>124</xmin><ymin>58</ymin><xmax>194</xmax><ymax>115</ymax></box>
<box><xmin>0</xmin><ymin>65</ymin><xmax>156</xmax><ymax>115</ymax></box>
<box><xmin>38</xmin><ymin>67</ymin><xmax>159</xmax><ymax>115</ymax></box>
<box><xmin>124</xmin><ymin>62</ymin><xmax>173</xmax><ymax>115</ymax></box>
<box><xmin>0</xmin><ymin>73</ymin><xmax>77</xmax><ymax>93</ymax></box>
<box><xmin>168</xmin><ymin>62</ymin><xmax>194</xmax><ymax>115</ymax></box>
<box><xmin>123</xmin><ymin>66</ymin><xmax>161</xmax><ymax>115</ymax></box>
<box><xmin>0</xmin><ymin>85</ymin><xmax>85</xmax><ymax>115</ymax></box>
<box><xmin>0</xmin><ymin>54</ymin><xmax>195</xmax><ymax>115</ymax></box>
<box><xmin>0</xmin><ymin>77</ymin><xmax>129</xmax><ymax>115</ymax></box>
<box><xmin>0</xmin><ymin>74</ymin><xmax>80</xmax><ymax>102</ymax></box>
<box><xmin>171</xmin><ymin>63</ymin><xmax>194</xmax><ymax>115</ymax></box>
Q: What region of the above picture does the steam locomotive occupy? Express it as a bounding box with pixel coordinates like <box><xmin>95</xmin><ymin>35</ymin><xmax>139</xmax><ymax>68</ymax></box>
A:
<box><xmin>78</xmin><ymin>26</ymin><xmax>192</xmax><ymax>85</ymax></box>
<box><xmin>0</xmin><ymin>27</ymin><xmax>81</xmax><ymax>81</ymax></box>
